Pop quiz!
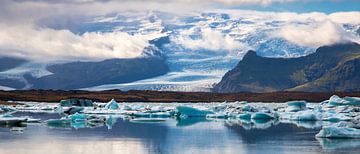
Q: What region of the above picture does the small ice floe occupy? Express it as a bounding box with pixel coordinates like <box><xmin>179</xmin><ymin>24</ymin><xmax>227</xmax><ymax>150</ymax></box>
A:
<box><xmin>176</xmin><ymin>106</ymin><xmax>214</xmax><ymax>118</ymax></box>
<box><xmin>105</xmin><ymin>99</ymin><xmax>120</xmax><ymax>110</ymax></box>
<box><xmin>130</xmin><ymin>118</ymin><xmax>167</xmax><ymax>123</ymax></box>
<box><xmin>316</xmin><ymin>126</ymin><xmax>360</xmax><ymax>139</ymax></box>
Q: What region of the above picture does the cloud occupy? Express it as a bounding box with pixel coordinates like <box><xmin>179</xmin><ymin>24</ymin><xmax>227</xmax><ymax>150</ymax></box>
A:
<box><xmin>211</xmin><ymin>0</ymin><xmax>296</xmax><ymax>5</ymax></box>
<box><xmin>173</xmin><ymin>28</ymin><xmax>248</xmax><ymax>52</ymax></box>
<box><xmin>0</xmin><ymin>24</ymin><xmax>161</xmax><ymax>62</ymax></box>
<box><xmin>272</xmin><ymin>21</ymin><xmax>357</xmax><ymax>47</ymax></box>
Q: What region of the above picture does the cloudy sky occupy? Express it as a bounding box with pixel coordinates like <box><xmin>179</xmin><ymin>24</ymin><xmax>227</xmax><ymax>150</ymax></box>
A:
<box><xmin>0</xmin><ymin>0</ymin><xmax>359</xmax><ymax>62</ymax></box>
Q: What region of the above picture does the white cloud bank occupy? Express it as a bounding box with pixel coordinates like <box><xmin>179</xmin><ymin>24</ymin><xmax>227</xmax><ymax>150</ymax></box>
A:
<box><xmin>273</xmin><ymin>21</ymin><xmax>357</xmax><ymax>47</ymax></box>
<box><xmin>173</xmin><ymin>28</ymin><xmax>247</xmax><ymax>52</ymax></box>
<box><xmin>0</xmin><ymin>25</ymin><xmax>160</xmax><ymax>62</ymax></box>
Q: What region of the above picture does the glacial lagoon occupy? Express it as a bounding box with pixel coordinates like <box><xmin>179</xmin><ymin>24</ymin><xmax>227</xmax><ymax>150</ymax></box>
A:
<box><xmin>1</xmin><ymin>96</ymin><xmax>360</xmax><ymax>154</ymax></box>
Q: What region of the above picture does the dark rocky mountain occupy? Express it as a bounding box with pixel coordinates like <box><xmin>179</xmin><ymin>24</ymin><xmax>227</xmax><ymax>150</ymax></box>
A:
<box><xmin>25</xmin><ymin>57</ymin><xmax>169</xmax><ymax>90</ymax></box>
<box><xmin>213</xmin><ymin>42</ymin><xmax>360</xmax><ymax>92</ymax></box>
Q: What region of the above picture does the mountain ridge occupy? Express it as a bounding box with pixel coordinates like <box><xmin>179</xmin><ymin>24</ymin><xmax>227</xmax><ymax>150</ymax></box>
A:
<box><xmin>213</xmin><ymin>42</ymin><xmax>360</xmax><ymax>92</ymax></box>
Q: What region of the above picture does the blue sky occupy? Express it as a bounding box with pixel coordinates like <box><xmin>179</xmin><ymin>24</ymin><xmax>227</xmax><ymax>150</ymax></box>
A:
<box><xmin>229</xmin><ymin>0</ymin><xmax>360</xmax><ymax>13</ymax></box>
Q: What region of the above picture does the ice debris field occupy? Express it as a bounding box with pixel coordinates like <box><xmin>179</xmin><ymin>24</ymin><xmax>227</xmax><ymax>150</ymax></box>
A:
<box><xmin>1</xmin><ymin>95</ymin><xmax>360</xmax><ymax>139</ymax></box>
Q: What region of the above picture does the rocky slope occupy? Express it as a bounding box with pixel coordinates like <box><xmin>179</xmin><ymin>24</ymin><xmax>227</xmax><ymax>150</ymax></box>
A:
<box><xmin>213</xmin><ymin>43</ymin><xmax>360</xmax><ymax>92</ymax></box>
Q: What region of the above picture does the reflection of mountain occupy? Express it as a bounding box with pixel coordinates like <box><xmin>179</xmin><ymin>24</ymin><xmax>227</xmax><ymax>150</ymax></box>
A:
<box><xmin>214</xmin><ymin>43</ymin><xmax>360</xmax><ymax>92</ymax></box>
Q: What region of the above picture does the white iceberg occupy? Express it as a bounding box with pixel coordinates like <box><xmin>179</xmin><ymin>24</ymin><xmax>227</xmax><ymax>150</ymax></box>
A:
<box><xmin>105</xmin><ymin>99</ymin><xmax>119</xmax><ymax>110</ymax></box>
<box><xmin>316</xmin><ymin>126</ymin><xmax>360</xmax><ymax>138</ymax></box>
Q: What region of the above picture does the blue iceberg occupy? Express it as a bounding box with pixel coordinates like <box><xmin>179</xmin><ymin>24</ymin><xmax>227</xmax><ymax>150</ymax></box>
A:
<box><xmin>105</xmin><ymin>99</ymin><xmax>120</xmax><ymax>110</ymax></box>
<box><xmin>176</xmin><ymin>106</ymin><xmax>214</xmax><ymax>117</ymax></box>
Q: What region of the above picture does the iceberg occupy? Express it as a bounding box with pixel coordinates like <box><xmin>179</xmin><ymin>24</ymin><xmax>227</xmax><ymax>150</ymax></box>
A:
<box><xmin>294</xmin><ymin>110</ymin><xmax>318</xmax><ymax>121</ymax></box>
<box><xmin>176</xmin><ymin>106</ymin><xmax>214</xmax><ymax>117</ymax></box>
<box><xmin>105</xmin><ymin>99</ymin><xmax>120</xmax><ymax>110</ymax></box>
<box><xmin>327</xmin><ymin>95</ymin><xmax>360</xmax><ymax>106</ymax></box>
<box><xmin>251</xmin><ymin>112</ymin><xmax>275</xmax><ymax>120</ymax></box>
<box><xmin>343</xmin><ymin>96</ymin><xmax>360</xmax><ymax>106</ymax></box>
<box><xmin>286</xmin><ymin>101</ymin><xmax>307</xmax><ymax>112</ymax></box>
<box><xmin>316</xmin><ymin>126</ymin><xmax>360</xmax><ymax>138</ymax></box>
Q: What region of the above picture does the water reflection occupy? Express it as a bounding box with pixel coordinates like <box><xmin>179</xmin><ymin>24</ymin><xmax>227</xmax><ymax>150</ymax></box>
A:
<box><xmin>317</xmin><ymin>138</ymin><xmax>360</xmax><ymax>151</ymax></box>
<box><xmin>1</xmin><ymin>112</ymin><xmax>360</xmax><ymax>153</ymax></box>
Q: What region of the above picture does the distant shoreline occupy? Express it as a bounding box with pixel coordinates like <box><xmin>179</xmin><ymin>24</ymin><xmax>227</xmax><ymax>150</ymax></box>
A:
<box><xmin>1</xmin><ymin>90</ymin><xmax>360</xmax><ymax>103</ymax></box>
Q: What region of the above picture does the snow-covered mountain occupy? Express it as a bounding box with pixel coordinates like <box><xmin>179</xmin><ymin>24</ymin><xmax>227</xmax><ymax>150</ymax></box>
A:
<box><xmin>1</xmin><ymin>10</ymin><xmax>359</xmax><ymax>91</ymax></box>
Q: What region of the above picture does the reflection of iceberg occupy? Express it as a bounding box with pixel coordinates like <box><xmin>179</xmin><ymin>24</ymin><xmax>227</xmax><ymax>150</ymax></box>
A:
<box><xmin>176</xmin><ymin>117</ymin><xmax>210</xmax><ymax>127</ymax></box>
<box><xmin>316</xmin><ymin>126</ymin><xmax>360</xmax><ymax>138</ymax></box>
<box><xmin>317</xmin><ymin>138</ymin><xmax>360</xmax><ymax>150</ymax></box>
<box><xmin>46</xmin><ymin>118</ymin><xmax>72</xmax><ymax>129</ymax></box>
<box><xmin>69</xmin><ymin>113</ymin><xmax>87</xmax><ymax>122</ymax></box>
<box><xmin>283</xmin><ymin>120</ymin><xmax>323</xmax><ymax>129</ymax></box>
<box><xmin>130</xmin><ymin>118</ymin><xmax>167</xmax><ymax>123</ymax></box>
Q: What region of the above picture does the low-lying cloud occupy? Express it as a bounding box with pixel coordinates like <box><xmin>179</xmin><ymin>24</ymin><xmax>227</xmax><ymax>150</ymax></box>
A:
<box><xmin>0</xmin><ymin>24</ymin><xmax>158</xmax><ymax>62</ymax></box>
<box><xmin>173</xmin><ymin>28</ymin><xmax>248</xmax><ymax>52</ymax></box>
<box><xmin>272</xmin><ymin>21</ymin><xmax>358</xmax><ymax>47</ymax></box>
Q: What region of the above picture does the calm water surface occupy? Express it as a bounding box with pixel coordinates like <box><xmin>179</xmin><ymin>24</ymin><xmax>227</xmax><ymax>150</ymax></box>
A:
<box><xmin>1</xmin><ymin>112</ymin><xmax>360</xmax><ymax>154</ymax></box>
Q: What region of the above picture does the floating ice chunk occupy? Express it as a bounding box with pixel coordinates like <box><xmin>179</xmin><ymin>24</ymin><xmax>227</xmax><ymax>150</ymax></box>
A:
<box><xmin>105</xmin><ymin>99</ymin><xmax>119</xmax><ymax>110</ymax></box>
<box><xmin>316</xmin><ymin>126</ymin><xmax>360</xmax><ymax>138</ymax></box>
<box><xmin>251</xmin><ymin>112</ymin><xmax>275</xmax><ymax>120</ymax></box>
<box><xmin>327</xmin><ymin>95</ymin><xmax>360</xmax><ymax>106</ymax></box>
<box><xmin>286</xmin><ymin>101</ymin><xmax>307</xmax><ymax>112</ymax></box>
<box><xmin>176</xmin><ymin>106</ymin><xmax>214</xmax><ymax>117</ymax></box>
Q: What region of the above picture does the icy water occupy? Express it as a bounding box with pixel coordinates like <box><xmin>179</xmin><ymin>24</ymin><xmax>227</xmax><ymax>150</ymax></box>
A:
<box><xmin>1</xmin><ymin>112</ymin><xmax>360</xmax><ymax>154</ymax></box>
